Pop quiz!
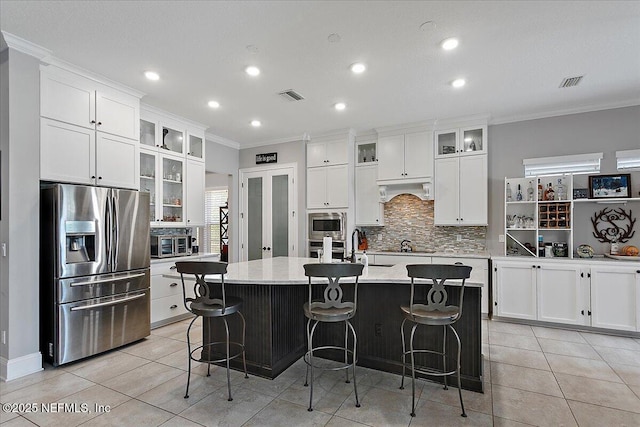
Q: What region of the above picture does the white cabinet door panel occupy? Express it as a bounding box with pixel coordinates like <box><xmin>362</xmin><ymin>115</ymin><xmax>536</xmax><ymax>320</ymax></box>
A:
<box><xmin>325</xmin><ymin>139</ymin><xmax>348</xmax><ymax>165</ymax></box>
<box><xmin>377</xmin><ymin>135</ymin><xmax>405</xmax><ymax>181</ymax></box>
<box><xmin>496</xmin><ymin>262</ymin><xmax>537</xmax><ymax>320</ymax></box>
<box><xmin>307</xmin><ymin>167</ymin><xmax>327</xmax><ymax>209</ymax></box>
<box><xmin>326</xmin><ymin>165</ymin><xmax>348</xmax><ymax>208</ymax></box>
<box><xmin>186</xmin><ymin>159</ymin><xmax>205</xmax><ymax>225</ymax></box>
<box><xmin>41</xmin><ymin>70</ymin><xmax>95</xmax><ymax>129</ymax></box>
<box><xmin>306</xmin><ymin>142</ymin><xmax>326</xmax><ymax>168</ymax></box>
<box><xmin>537</xmin><ymin>264</ymin><xmax>586</xmax><ymax>325</ymax></box>
<box><xmin>96</xmin><ymin>90</ymin><xmax>139</xmax><ymax>140</ymax></box>
<box><xmin>590</xmin><ymin>266</ymin><xmax>638</xmax><ymax>331</ymax></box>
<box><xmin>459</xmin><ymin>155</ymin><xmax>488</xmax><ymax>225</ymax></box>
<box><xmin>41</xmin><ymin>119</ymin><xmax>95</xmax><ymax>185</ymax></box>
<box><xmin>434</xmin><ymin>157</ymin><xmax>459</xmax><ymax>225</ymax></box>
<box><xmin>96</xmin><ymin>133</ymin><xmax>138</xmax><ymax>189</ymax></box>
<box><xmin>404</xmin><ymin>131</ymin><xmax>432</xmax><ymax>179</ymax></box>
<box><xmin>356</xmin><ymin>165</ymin><xmax>383</xmax><ymax>226</ymax></box>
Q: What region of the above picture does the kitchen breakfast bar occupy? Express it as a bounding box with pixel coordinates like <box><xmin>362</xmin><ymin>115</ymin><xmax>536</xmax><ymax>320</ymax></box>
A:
<box><xmin>167</xmin><ymin>257</ymin><xmax>484</xmax><ymax>392</ymax></box>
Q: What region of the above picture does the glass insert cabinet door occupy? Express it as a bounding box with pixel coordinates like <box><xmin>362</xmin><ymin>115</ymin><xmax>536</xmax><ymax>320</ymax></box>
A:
<box><xmin>241</xmin><ymin>166</ymin><xmax>296</xmax><ymax>261</ymax></box>
<box><xmin>436</xmin><ymin>130</ymin><xmax>457</xmax><ymax>156</ymax></box>
<box><xmin>139</xmin><ymin>151</ymin><xmax>157</xmax><ymax>222</ymax></box>
<box><xmin>188</xmin><ymin>133</ymin><xmax>204</xmax><ymax>159</ymax></box>
<box><xmin>140</xmin><ymin>119</ymin><xmax>156</xmax><ymax>148</ymax></box>
<box><xmin>161</xmin><ymin>126</ymin><xmax>184</xmax><ymax>155</ymax></box>
<box><xmin>462</xmin><ymin>128</ymin><xmax>484</xmax><ymax>153</ymax></box>
<box><xmin>161</xmin><ymin>156</ymin><xmax>184</xmax><ymax>223</ymax></box>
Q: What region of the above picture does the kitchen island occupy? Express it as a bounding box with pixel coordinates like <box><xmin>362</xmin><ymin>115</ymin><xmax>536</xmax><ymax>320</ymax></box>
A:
<box><xmin>167</xmin><ymin>257</ymin><xmax>484</xmax><ymax>392</ymax></box>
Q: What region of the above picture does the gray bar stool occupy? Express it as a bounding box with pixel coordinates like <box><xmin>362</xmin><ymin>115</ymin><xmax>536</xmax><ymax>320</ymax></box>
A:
<box><xmin>303</xmin><ymin>263</ymin><xmax>364</xmax><ymax>412</ymax></box>
<box><xmin>176</xmin><ymin>261</ymin><xmax>248</xmax><ymax>401</ymax></box>
<box><xmin>399</xmin><ymin>263</ymin><xmax>472</xmax><ymax>418</ymax></box>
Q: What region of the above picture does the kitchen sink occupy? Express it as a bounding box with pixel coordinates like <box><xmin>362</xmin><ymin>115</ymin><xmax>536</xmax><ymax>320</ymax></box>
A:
<box><xmin>369</xmin><ymin>264</ymin><xmax>394</xmax><ymax>267</ymax></box>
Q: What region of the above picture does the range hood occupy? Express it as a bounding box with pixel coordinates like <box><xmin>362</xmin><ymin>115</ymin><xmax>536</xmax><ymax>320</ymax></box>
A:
<box><xmin>377</xmin><ymin>178</ymin><xmax>432</xmax><ymax>202</ymax></box>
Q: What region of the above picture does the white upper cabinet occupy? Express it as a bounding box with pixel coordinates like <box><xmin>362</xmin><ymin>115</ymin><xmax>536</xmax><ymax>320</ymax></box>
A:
<box><xmin>187</xmin><ymin>131</ymin><xmax>205</xmax><ymax>161</ymax></box>
<box><xmin>378</xmin><ymin>131</ymin><xmax>432</xmax><ymax>182</ymax></box>
<box><xmin>355</xmin><ymin>164</ymin><xmax>384</xmax><ymax>226</ymax></box>
<box><xmin>435</xmin><ymin>125</ymin><xmax>487</xmax><ymax>158</ymax></box>
<box><xmin>186</xmin><ymin>159</ymin><xmax>205</xmax><ymax>225</ymax></box>
<box><xmin>41</xmin><ymin>66</ymin><xmax>139</xmax><ymax>140</ymax></box>
<box><xmin>307</xmin><ymin>139</ymin><xmax>348</xmax><ymax>167</ymax></box>
<box><xmin>435</xmin><ymin>155</ymin><xmax>488</xmax><ymax>226</ymax></box>
<box><xmin>40</xmin><ymin>66</ymin><xmax>141</xmax><ymax>189</ymax></box>
<box><xmin>307</xmin><ymin>165</ymin><xmax>348</xmax><ymax>209</ymax></box>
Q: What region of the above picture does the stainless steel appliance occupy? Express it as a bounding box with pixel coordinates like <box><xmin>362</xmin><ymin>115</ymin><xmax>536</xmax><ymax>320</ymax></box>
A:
<box><xmin>150</xmin><ymin>234</ymin><xmax>191</xmax><ymax>258</ymax></box>
<box><xmin>40</xmin><ymin>184</ymin><xmax>151</xmax><ymax>366</ymax></box>
<box><xmin>308</xmin><ymin>239</ymin><xmax>346</xmax><ymax>260</ymax></box>
<box><xmin>308</xmin><ymin>212</ymin><xmax>346</xmax><ymax>241</ymax></box>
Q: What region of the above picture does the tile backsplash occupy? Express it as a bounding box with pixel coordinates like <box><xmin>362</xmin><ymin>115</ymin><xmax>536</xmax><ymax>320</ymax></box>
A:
<box><xmin>360</xmin><ymin>194</ymin><xmax>486</xmax><ymax>253</ymax></box>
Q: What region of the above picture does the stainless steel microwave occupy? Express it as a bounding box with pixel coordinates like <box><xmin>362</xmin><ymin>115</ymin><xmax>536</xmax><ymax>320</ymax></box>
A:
<box><xmin>150</xmin><ymin>235</ymin><xmax>190</xmax><ymax>258</ymax></box>
<box><xmin>308</xmin><ymin>212</ymin><xmax>346</xmax><ymax>241</ymax></box>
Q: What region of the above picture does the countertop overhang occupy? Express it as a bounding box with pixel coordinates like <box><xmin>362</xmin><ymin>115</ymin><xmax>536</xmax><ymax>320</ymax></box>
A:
<box><xmin>165</xmin><ymin>256</ymin><xmax>483</xmax><ymax>287</ymax></box>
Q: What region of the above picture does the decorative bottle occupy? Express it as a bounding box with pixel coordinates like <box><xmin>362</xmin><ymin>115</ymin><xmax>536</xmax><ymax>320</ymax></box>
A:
<box><xmin>556</xmin><ymin>178</ymin><xmax>566</xmax><ymax>201</ymax></box>
<box><xmin>610</xmin><ymin>239</ymin><xmax>620</xmax><ymax>255</ymax></box>
<box><xmin>527</xmin><ymin>181</ymin><xmax>534</xmax><ymax>201</ymax></box>
<box><xmin>506</xmin><ymin>183</ymin><xmax>513</xmax><ymax>202</ymax></box>
<box><xmin>361</xmin><ymin>251</ymin><xmax>369</xmax><ymax>267</ymax></box>
<box><xmin>537</xmin><ymin>179</ymin><xmax>543</xmax><ymax>201</ymax></box>
<box><xmin>544</xmin><ymin>183</ymin><xmax>555</xmax><ymax>201</ymax></box>
<box><xmin>516</xmin><ymin>184</ymin><xmax>523</xmax><ymax>201</ymax></box>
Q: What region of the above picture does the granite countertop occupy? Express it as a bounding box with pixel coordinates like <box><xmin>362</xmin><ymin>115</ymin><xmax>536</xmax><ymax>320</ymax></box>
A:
<box><xmin>491</xmin><ymin>254</ymin><xmax>640</xmax><ymax>265</ymax></box>
<box><xmin>164</xmin><ymin>256</ymin><xmax>483</xmax><ymax>287</ymax></box>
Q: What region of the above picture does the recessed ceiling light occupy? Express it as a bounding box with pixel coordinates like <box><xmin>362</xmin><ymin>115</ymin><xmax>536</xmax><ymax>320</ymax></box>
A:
<box><xmin>251</xmin><ymin>120</ymin><xmax>261</xmax><ymax>127</ymax></box>
<box><xmin>245</xmin><ymin>66</ymin><xmax>260</xmax><ymax>76</ymax></box>
<box><xmin>144</xmin><ymin>71</ymin><xmax>160</xmax><ymax>81</ymax></box>
<box><xmin>441</xmin><ymin>37</ymin><xmax>459</xmax><ymax>50</ymax></box>
<box><xmin>350</xmin><ymin>63</ymin><xmax>366</xmax><ymax>74</ymax></box>
<box><xmin>334</xmin><ymin>102</ymin><xmax>346</xmax><ymax>111</ymax></box>
<box><xmin>207</xmin><ymin>100</ymin><xmax>220</xmax><ymax>108</ymax></box>
<box><xmin>451</xmin><ymin>78</ymin><xmax>466</xmax><ymax>88</ymax></box>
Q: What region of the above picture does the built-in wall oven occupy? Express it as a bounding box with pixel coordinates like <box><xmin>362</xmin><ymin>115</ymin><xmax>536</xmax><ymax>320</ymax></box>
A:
<box><xmin>308</xmin><ymin>212</ymin><xmax>347</xmax><ymax>260</ymax></box>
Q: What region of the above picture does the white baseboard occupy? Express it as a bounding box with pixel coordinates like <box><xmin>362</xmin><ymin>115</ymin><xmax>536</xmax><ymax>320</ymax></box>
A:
<box><xmin>0</xmin><ymin>352</ymin><xmax>43</xmax><ymax>382</ymax></box>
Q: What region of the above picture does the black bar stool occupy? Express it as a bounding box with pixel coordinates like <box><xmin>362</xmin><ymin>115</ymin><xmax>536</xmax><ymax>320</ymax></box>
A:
<box><xmin>176</xmin><ymin>261</ymin><xmax>248</xmax><ymax>401</ymax></box>
<box><xmin>399</xmin><ymin>263</ymin><xmax>472</xmax><ymax>418</ymax></box>
<box><xmin>303</xmin><ymin>262</ymin><xmax>364</xmax><ymax>412</ymax></box>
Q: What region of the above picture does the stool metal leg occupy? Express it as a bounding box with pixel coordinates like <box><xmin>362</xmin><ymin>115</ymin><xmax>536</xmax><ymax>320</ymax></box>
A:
<box><xmin>304</xmin><ymin>318</ymin><xmax>311</xmax><ymax>387</ymax></box>
<box><xmin>238</xmin><ymin>311</ymin><xmax>249</xmax><ymax>379</ymax></box>
<box><xmin>344</xmin><ymin>320</ymin><xmax>350</xmax><ymax>383</ymax></box>
<box><xmin>346</xmin><ymin>319</ymin><xmax>360</xmax><ymax>407</ymax></box>
<box><xmin>443</xmin><ymin>325</ymin><xmax>448</xmax><ymax>390</ymax></box>
<box><xmin>409</xmin><ymin>322</ymin><xmax>418</xmax><ymax>417</ymax></box>
<box><xmin>449</xmin><ymin>324</ymin><xmax>467</xmax><ymax>417</ymax></box>
<box><xmin>399</xmin><ymin>318</ymin><xmax>407</xmax><ymax>390</ymax></box>
<box><xmin>223</xmin><ymin>317</ymin><xmax>233</xmax><ymax>401</ymax></box>
<box><xmin>184</xmin><ymin>316</ymin><xmax>198</xmax><ymax>399</ymax></box>
<box><xmin>307</xmin><ymin>319</ymin><xmax>319</xmax><ymax>411</ymax></box>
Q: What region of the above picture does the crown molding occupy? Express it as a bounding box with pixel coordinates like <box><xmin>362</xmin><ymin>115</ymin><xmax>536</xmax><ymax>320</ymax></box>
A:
<box><xmin>141</xmin><ymin>104</ymin><xmax>207</xmax><ymax>130</ymax></box>
<box><xmin>375</xmin><ymin>119</ymin><xmax>436</xmax><ymax>137</ymax></box>
<box><xmin>433</xmin><ymin>113</ymin><xmax>490</xmax><ymax>130</ymax></box>
<box><xmin>1</xmin><ymin>31</ymin><xmax>51</xmax><ymax>59</ymax></box>
<box><xmin>205</xmin><ymin>132</ymin><xmax>241</xmax><ymax>150</ymax></box>
<box><xmin>490</xmin><ymin>100</ymin><xmax>640</xmax><ymax>126</ymax></box>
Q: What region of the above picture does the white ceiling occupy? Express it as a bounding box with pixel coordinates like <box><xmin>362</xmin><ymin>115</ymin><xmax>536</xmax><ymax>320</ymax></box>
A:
<box><xmin>1</xmin><ymin>1</ymin><xmax>639</xmax><ymax>147</ymax></box>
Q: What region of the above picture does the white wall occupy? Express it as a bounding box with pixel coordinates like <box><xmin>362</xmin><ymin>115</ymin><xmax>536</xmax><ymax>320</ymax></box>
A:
<box><xmin>0</xmin><ymin>46</ymin><xmax>42</xmax><ymax>380</ymax></box>
<box><xmin>239</xmin><ymin>140</ymin><xmax>306</xmax><ymax>257</ymax></box>
<box><xmin>205</xmin><ymin>140</ymin><xmax>239</xmax><ymax>262</ymax></box>
<box><xmin>487</xmin><ymin>106</ymin><xmax>640</xmax><ymax>254</ymax></box>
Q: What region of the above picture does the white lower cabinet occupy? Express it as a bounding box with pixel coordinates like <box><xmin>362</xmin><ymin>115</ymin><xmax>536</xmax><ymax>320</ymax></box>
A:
<box><xmin>495</xmin><ymin>259</ymin><xmax>640</xmax><ymax>332</ymax></box>
<box><xmin>494</xmin><ymin>261</ymin><xmax>537</xmax><ymax>320</ymax></box>
<box><xmin>590</xmin><ymin>266</ymin><xmax>639</xmax><ymax>332</ymax></box>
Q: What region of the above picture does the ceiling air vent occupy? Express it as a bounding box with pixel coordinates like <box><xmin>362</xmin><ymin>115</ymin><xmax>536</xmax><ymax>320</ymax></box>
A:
<box><xmin>278</xmin><ymin>89</ymin><xmax>305</xmax><ymax>101</ymax></box>
<box><xmin>559</xmin><ymin>76</ymin><xmax>583</xmax><ymax>88</ymax></box>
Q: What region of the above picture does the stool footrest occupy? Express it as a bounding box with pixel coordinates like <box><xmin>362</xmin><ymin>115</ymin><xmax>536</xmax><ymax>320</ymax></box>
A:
<box><xmin>304</xmin><ymin>348</ymin><xmax>356</xmax><ymax>372</ymax></box>
<box><xmin>403</xmin><ymin>363</ymin><xmax>458</xmax><ymax>378</ymax></box>
<box><xmin>190</xmin><ymin>341</ymin><xmax>245</xmax><ymax>364</ymax></box>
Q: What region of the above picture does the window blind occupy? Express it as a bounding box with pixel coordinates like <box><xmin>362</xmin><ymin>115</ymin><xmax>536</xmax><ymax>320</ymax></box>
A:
<box><xmin>203</xmin><ymin>188</ymin><xmax>228</xmax><ymax>254</ymax></box>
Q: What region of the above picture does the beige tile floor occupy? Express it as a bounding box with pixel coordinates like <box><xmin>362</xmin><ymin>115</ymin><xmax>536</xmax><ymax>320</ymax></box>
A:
<box><xmin>2</xmin><ymin>318</ymin><xmax>640</xmax><ymax>426</ymax></box>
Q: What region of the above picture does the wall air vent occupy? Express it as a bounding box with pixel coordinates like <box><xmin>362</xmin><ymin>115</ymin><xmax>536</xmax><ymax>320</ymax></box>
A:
<box><xmin>278</xmin><ymin>89</ymin><xmax>305</xmax><ymax>101</ymax></box>
<box><xmin>559</xmin><ymin>76</ymin><xmax>583</xmax><ymax>88</ymax></box>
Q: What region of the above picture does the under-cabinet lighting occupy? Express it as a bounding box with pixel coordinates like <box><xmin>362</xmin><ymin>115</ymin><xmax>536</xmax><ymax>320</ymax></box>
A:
<box><xmin>616</xmin><ymin>149</ymin><xmax>640</xmax><ymax>171</ymax></box>
<box><xmin>523</xmin><ymin>152</ymin><xmax>602</xmax><ymax>176</ymax></box>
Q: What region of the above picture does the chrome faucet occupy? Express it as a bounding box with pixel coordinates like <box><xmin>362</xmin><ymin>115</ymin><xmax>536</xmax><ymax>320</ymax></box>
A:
<box><xmin>400</xmin><ymin>239</ymin><xmax>412</xmax><ymax>253</ymax></box>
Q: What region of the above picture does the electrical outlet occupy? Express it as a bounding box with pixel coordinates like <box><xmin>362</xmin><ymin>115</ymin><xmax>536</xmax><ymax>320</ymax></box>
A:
<box><xmin>374</xmin><ymin>323</ymin><xmax>382</xmax><ymax>336</ymax></box>
<box><xmin>456</xmin><ymin>234</ymin><xmax>462</xmax><ymax>242</ymax></box>
<box><xmin>1</xmin><ymin>331</ymin><xmax>6</xmax><ymax>345</ymax></box>
<box><xmin>499</xmin><ymin>234</ymin><xmax>505</xmax><ymax>242</ymax></box>
<box><xmin>377</xmin><ymin>234</ymin><xmax>382</xmax><ymax>242</ymax></box>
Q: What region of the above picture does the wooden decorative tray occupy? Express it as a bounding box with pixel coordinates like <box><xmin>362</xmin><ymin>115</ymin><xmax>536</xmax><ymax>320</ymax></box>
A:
<box><xmin>604</xmin><ymin>254</ymin><xmax>640</xmax><ymax>261</ymax></box>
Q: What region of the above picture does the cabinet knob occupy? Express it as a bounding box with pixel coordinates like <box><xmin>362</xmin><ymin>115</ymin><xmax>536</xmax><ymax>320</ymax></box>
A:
<box><xmin>90</xmin><ymin>120</ymin><xmax>96</xmax><ymax>124</ymax></box>
<box><xmin>581</xmin><ymin>310</ymin><xmax>585</xmax><ymax>315</ymax></box>
<box><xmin>97</xmin><ymin>121</ymin><xmax>102</xmax><ymax>126</ymax></box>
<box><xmin>170</xmin><ymin>304</ymin><xmax>178</xmax><ymax>309</ymax></box>
<box><xmin>537</xmin><ymin>266</ymin><xmax>541</xmax><ymax>269</ymax></box>
<box><xmin>98</xmin><ymin>176</ymin><xmax>102</xmax><ymax>180</ymax></box>
<box><xmin>170</xmin><ymin>283</ymin><xmax>178</xmax><ymax>287</ymax></box>
<box><xmin>169</xmin><ymin>265</ymin><xmax>177</xmax><ymax>270</ymax></box>
<box><xmin>91</xmin><ymin>175</ymin><xmax>96</xmax><ymax>179</ymax></box>
<box><xmin>636</xmin><ymin>270</ymin><xmax>640</xmax><ymax>274</ymax></box>
<box><xmin>187</xmin><ymin>219</ymin><xmax>190</xmax><ymax>223</ymax></box>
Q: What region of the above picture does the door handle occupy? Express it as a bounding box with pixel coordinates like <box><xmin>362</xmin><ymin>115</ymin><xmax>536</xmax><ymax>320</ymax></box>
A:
<box><xmin>70</xmin><ymin>272</ymin><xmax>145</xmax><ymax>287</ymax></box>
<box><xmin>70</xmin><ymin>292</ymin><xmax>146</xmax><ymax>311</ymax></box>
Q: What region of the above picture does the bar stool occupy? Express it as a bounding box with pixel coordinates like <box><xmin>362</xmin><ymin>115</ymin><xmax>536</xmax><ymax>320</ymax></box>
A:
<box><xmin>399</xmin><ymin>263</ymin><xmax>472</xmax><ymax>418</ymax></box>
<box><xmin>176</xmin><ymin>261</ymin><xmax>248</xmax><ymax>401</ymax></box>
<box><xmin>303</xmin><ymin>263</ymin><xmax>364</xmax><ymax>412</ymax></box>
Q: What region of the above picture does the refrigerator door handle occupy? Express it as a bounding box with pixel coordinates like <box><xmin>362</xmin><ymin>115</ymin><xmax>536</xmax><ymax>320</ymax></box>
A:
<box><xmin>69</xmin><ymin>292</ymin><xmax>146</xmax><ymax>311</ymax></box>
<box><xmin>70</xmin><ymin>272</ymin><xmax>146</xmax><ymax>287</ymax></box>
<box><xmin>112</xmin><ymin>194</ymin><xmax>119</xmax><ymax>269</ymax></box>
<box><xmin>105</xmin><ymin>194</ymin><xmax>112</xmax><ymax>268</ymax></box>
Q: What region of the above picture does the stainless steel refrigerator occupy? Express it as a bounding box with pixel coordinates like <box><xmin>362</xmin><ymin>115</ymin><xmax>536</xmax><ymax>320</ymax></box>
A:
<box><xmin>40</xmin><ymin>184</ymin><xmax>151</xmax><ymax>366</ymax></box>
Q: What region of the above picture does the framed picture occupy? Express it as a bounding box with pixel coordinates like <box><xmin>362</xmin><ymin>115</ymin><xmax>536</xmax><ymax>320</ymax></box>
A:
<box><xmin>589</xmin><ymin>174</ymin><xmax>631</xmax><ymax>199</ymax></box>
<box><xmin>573</xmin><ymin>188</ymin><xmax>589</xmax><ymax>199</ymax></box>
